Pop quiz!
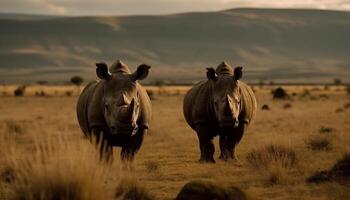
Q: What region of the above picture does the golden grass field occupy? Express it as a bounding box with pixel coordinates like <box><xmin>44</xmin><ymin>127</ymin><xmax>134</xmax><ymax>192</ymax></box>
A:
<box><xmin>0</xmin><ymin>85</ymin><xmax>349</xmax><ymax>200</ymax></box>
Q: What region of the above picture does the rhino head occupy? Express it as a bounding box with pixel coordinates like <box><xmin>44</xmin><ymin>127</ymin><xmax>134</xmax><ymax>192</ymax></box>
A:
<box><xmin>206</xmin><ymin>62</ymin><xmax>243</xmax><ymax>130</ymax></box>
<box><xmin>96</xmin><ymin>60</ymin><xmax>151</xmax><ymax>137</ymax></box>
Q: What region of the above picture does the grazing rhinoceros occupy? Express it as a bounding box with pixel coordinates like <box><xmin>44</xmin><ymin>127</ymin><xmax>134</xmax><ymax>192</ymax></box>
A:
<box><xmin>183</xmin><ymin>62</ymin><xmax>257</xmax><ymax>163</ymax></box>
<box><xmin>76</xmin><ymin>60</ymin><xmax>152</xmax><ymax>163</ymax></box>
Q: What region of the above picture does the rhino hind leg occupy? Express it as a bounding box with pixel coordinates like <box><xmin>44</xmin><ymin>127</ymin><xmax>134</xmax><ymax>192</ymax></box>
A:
<box><xmin>196</xmin><ymin>125</ymin><xmax>215</xmax><ymax>163</ymax></box>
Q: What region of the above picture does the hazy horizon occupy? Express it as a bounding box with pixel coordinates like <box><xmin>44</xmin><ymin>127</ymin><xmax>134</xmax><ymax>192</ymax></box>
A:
<box><xmin>1</xmin><ymin>0</ymin><xmax>350</xmax><ymax>16</ymax></box>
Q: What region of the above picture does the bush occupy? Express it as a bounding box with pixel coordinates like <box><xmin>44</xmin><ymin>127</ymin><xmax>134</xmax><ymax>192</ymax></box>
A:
<box><xmin>319</xmin><ymin>126</ymin><xmax>334</xmax><ymax>134</ymax></box>
<box><xmin>35</xmin><ymin>90</ymin><xmax>46</xmax><ymax>97</ymax></box>
<box><xmin>70</xmin><ymin>76</ymin><xmax>84</xmax><ymax>86</ymax></box>
<box><xmin>14</xmin><ymin>86</ymin><xmax>26</xmax><ymax>97</ymax></box>
<box><xmin>175</xmin><ymin>180</ymin><xmax>247</xmax><ymax>200</ymax></box>
<box><xmin>65</xmin><ymin>91</ymin><xmax>73</xmax><ymax>97</ymax></box>
<box><xmin>344</xmin><ymin>102</ymin><xmax>350</xmax><ymax>109</ymax></box>
<box><xmin>306</xmin><ymin>136</ymin><xmax>331</xmax><ymax>151</ymax></box>
<box><xmin>261</xmin><ymin>104</ymin><xmax>270</xmax><ymax>110</ymax></box>
<box><xmin>145</xmin><ymin>161</ymin><xmax>160</xmax><ymax>173</ymax></box>
<box><xmin>283</xmin><ymin>103</ymin><xmax>292</xmax><ymax>109</ymax></box>
<box><xmin>115</xmin><ymin>179</ymin><xmax>154</xmax><ymax>200</ymax></box>
<box><xmin>4</xmin><ymin>120</ymin><xmax>23</xmax><ymax>135</ymax></box>
<box><xmin>272</xmin><ymin>87</ymin><xmax>289</xmax><ymax>100</ymax></box>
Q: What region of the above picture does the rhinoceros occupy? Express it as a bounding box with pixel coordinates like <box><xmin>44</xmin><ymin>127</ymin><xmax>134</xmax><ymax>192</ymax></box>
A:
<box><xmin>183</xmin><ymin>62</ymin><xmax>257</xmax><ymax>163</ymax></box>
<box><xmin>76</xmin><ymin>60</ymin><xmax>152</xmax><ymax>162</ymax></box>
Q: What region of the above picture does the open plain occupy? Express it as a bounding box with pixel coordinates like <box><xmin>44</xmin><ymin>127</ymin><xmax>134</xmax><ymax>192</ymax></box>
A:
<box><xmin>0</xmin><ymin>85</ymin><xmax>349</xmax><ymax>200</ymax></box>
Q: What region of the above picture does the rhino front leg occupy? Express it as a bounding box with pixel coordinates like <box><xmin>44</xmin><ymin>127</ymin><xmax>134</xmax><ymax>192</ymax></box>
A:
<box><xmin>196</xmin><ymin>125</ymin><xmax>215</xmax><ymax>163</ymax></box>
<box><xmin>91</xmin><ymin>128</ymin><xmax>113</xmax><ymax>163</ymax></box>
<box><xmin>219</xmin><ymin>135</ymin><xmax>230</xmax><ymax>161</ymax></box>
<box><xmin>121</xmin><ymin>128</ymin><xmax>146</xmax><ymax>163</ymax></box>
<box><xmin>227</xmin><ymin>122</ymin><xmax>247</xmax><ymax>161</ymax></box>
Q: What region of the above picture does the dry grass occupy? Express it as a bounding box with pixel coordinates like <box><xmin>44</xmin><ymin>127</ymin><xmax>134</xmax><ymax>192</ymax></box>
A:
<box><xmin>0</xmin><ymin>85</ymin><xmax>349</xmax><ymax>199</ymax></box>
<box><xmin>246</xmin><ymin>144</ymin><xmax>297</xmax><ymax>169</ymax></box>
<box><xmin>246</xmin><ymin>144</ymin><xmax>298</xmax><ymax>185</ymax></box>
<box><xmin>2</xmin><ymin>135</ymin><xmax>115</xmax><ymax>200</ymax></box>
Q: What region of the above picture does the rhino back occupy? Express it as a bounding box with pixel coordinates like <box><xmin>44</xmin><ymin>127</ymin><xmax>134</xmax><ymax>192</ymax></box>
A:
<box><xmin>238</xmin><ymin>81</ymin><xmax>257</xmax><ymax>126</ymax></box>
<box><xmin>183</xmin><ymin>81</ymin><xmax>214</xmax><ymax>130</ymax></box>
<box><xmin>137</xmin><ymin>84</ymin><xmax>152</xmax><ymax>128</ymax></box>
<box><xmin>76</xmin><ymin>81</ymin><xmax>99</xmax><ymax>136</ymax></box>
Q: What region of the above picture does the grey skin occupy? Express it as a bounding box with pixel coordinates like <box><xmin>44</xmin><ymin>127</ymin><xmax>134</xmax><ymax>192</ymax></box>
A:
<box><xmin>76</xmin><ymin>60</ymin><xmax>152</xmax><ymax>163</ymax></box>
<box><xmin>183</xmin><ymin>62</ymin><xmax>257</xmax><ymax>163</ymax></box>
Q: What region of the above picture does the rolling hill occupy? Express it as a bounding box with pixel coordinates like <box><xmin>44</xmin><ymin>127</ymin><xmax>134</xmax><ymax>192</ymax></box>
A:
<box><xmin>1</xmin><ymin>8</ymin><xmax>350</xmax><ymax>83</ymax></box>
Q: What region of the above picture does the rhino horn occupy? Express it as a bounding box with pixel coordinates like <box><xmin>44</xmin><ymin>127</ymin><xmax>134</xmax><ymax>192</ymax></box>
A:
<box><xmin>127</xmin><ymin>98</ymin><xmax>135</xmax><ymax>117</ymax></box>
<box><xmin>225</xmin><ymin>95</ymin><xmax>233</xmax><ymax>116</ymax></box>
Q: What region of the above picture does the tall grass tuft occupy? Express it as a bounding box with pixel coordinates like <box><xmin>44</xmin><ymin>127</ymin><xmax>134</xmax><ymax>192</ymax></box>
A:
<box><xmin>2</xmin><ymin>133</ymin><xmax>115</xmax><ymax>200</ymax></box>
<box><xmin>246</xmin><ymin>144</ymin><xmax>298</xmax><ymax>185</ymax></box>
<box><xmin>246</xmin><ymin>144</ymin><xmax>297</xmax><ymax>169</ymax></box>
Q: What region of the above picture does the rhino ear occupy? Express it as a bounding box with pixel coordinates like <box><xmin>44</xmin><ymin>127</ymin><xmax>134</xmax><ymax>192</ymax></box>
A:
<box><xmin>233</xmin><ymin>66</ymin><xmax>243</xmax><ymax>81</ymax></box>
<box><xmin>132</xmin><ymin>64</ymin><xmax>151</xmax><ymax>81</ymax></box>
<box><xmin>96</xmin><ymin>63</ymin><xmax>111</xmax><ymax>80</ymax></box>
<box><xmin>206</xmin><ymin>67</ymin><xmax>218</xmax><ymax>81</ymax></box>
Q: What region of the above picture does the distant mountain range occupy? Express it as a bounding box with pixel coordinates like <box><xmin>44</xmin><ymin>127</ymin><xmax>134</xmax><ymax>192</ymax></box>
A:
<box><xmin>1</xmin><ymin>8</ymin><xmax>350</xmax><ymax>83</ymax></box>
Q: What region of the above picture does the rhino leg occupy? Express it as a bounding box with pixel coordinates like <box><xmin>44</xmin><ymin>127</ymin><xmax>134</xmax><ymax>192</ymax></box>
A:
<box><xmin>90</xmin><ymin>127</ymin><xmax>113</xmax><ymax>163</ymax></box>
<box><xmin>219</xmin><ymin>135</ymin><xmax>230</xmax><ymax>161</ymax></box>
<box><xmin>196</xmin><ymin>125</ymin><xmax>215</xmax><ymax>163</ymax></box>
<box><xmin>120</xmin><ymin>128</ymin><xmax>146</xmax><ymax>162</ymax></box>
<box><xmin>222</xmin><ymin>123</ymin><xmax>246</xmax><ymax>161</ymax></box>
<box><xmin>91</xmin><ymin>128</ymin><xmax>113</xmax><ymax>163</ymax></box>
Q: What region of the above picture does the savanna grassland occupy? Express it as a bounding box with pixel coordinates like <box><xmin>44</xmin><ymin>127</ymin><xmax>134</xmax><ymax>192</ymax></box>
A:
<box><xmin>0</xmin><ymin>85</ymin><xmax>349</xmax><ymax>200</ymax></box>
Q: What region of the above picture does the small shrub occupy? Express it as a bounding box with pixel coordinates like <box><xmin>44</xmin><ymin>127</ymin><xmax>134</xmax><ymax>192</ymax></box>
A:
<box><xmin>70</xmin><ymin>76</ymin><xmax>84</xmax><ymax>86</ymax></box>
<box><xmin>115</xmin><ymin>179</ymin><xmax>154</xmax><ymax>200</ymax></box>
<box><xmin>334</xmin><ymin>78</ymin><xmax>342</xmax><ymax>85</ymax></box>
<box><xmin>14</xmin><ymin>85</ymin><xmax>26</xmax><ymax>97</ymax></box>
<box><xmin>175</xmin><ymin>180</ymin><xmax>247</xmax><ymax>200</ymax></box>
<box><xmin>65</xmin><ymin>91</ymin><xmax>73</xmax><ymax>96</ymax></box>
<box><xmin>35</xmin><ymin>91</ymin><xmax>46</xmax><ymax>97</ymax></box>
<box><xmin>319</xmin><ymin>126</ymin><xmax>334</xmax><ymax>134</ymax></box>
<box><xmin>335</xmin><ymin>108</ymin><xmax>344</xmax><ymax>113</ymax></box>
<box><xmin>261</xmin><ymin>104</ymin><xmax>270</xmax><ymax>110</ymax></box>
<box><xmin>306</xmin><ymin>136</ymin><xmax>331</xmax><ymax>151</ymax></box>
<box><xmin>272</xmin><ymin>87</ymin><xmax>289</xmax><ymax>100</ymax></box>
<box><xmin>246</xmin><ymin>144</ymin><xmax>297</xmax><ymax>169</ymax></box>
<box><xmin>319</xmin><ymin>94</ymin><xmax>329</xmax><ymax>99</ymax></box>
<box><xmin>344</xmin><ymin>102</ymin><xmax>350</xmax><ymax>109</ymax></box>
<box><xmin>283</xmin><ymin>103</ymin><xmax>292</xmax><ymax>109</ymax></box>
<box><xmin>145</xmin><ymin>161</ymin><xmax>160</xmax><ymax>173</ymax></box>
<box><xmin>301</xmin><ymin>89</ymin><xmax>311</xmax><ymax>98</ymax></box>
<box><xmin>324</xmin><ymin>85</ymin><xmax>330</xmax><ymax>91</ymax></box>
<box><xmin>1</xmin><ymin>167</ymin><xmax>15</xmax><ymax>183</ymax></box>
<box><xmin>4</xmin><ymin>120</ymin><xmax>23</xmax><ymax>135</ymax></box>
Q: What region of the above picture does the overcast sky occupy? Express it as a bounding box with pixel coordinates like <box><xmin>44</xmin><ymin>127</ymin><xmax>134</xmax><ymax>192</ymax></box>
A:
<box><xmin>1</xmin><ymin>0</ymin><xmax>350</xmax><ymax>16</ymax></box>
